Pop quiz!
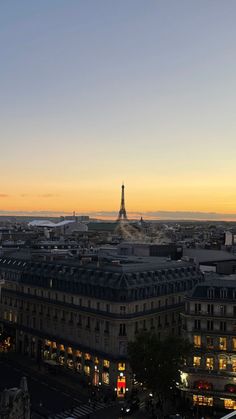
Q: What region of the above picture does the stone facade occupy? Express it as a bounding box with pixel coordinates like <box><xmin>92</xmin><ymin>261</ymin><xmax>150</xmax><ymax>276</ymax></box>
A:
<box><xmin>182</xmin><ymin>277</ymin><xmax>236</xmax><ymax>411</ymax></box>
<box><xmin>0</xmin><ymin>256</ymin><xmax>202</xmax><ymax>398</ymax></box>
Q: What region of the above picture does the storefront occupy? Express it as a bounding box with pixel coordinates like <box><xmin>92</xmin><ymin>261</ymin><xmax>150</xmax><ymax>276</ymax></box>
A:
<box><xmin>43</xmin><ymin>339</ymin><xmax>51</xmax><ymax>359</ymax></box>
<box><xmin>75</xmin><ymin>350</ymin><xmax>82</xmax><ymax>372</ymax></box>
<box><xmin>116</xmin><ymin>361</ymin><xmax>127</xmax><ymax>398</ymax></box>
<box><xmin>66</xmin><ymin>347</ymin><xmax>73</xmax><ymax>369</ymax></box>
<box><xmin>58</xmin><ymin>344</ymin><xmax>65</xmax><ymax>365</ymax></box>
<box><xmin>84</xmin><ymin>353</ymin><xmax>92</xmax><ymax>376</ymax></box>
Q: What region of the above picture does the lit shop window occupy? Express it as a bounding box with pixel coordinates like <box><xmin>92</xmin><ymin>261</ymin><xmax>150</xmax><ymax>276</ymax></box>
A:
<box><xmin>102</xmin><ymin>371</ymin><xmax>109</xmax><ymax>385</ymax></box>
<box><xmin>219</xmin><ymin>357</ymin><xmax>227</xmax><ymax>370</ymax></box>
<box><xmin>94</xmin><ymin>357</ymin><xmax>99</xmax><ymax>365</ymax></box>
<box><xmin>85</xmin><ymin>353</ymin><xmax>91</xmax><ymax>360</ymax></box>
<box><xmin>224</xmin><ymin>399</ymin><xmax>236</xmax><ymax>410</ymax></box>
<box><xmin>103</xmin><ymin>360</ymin><xmax>110</xmax><ymax>368</ymax></box>
<box><xmin>232</xmin><ymin>338</ymin><xmax>236</xmax><ymax>351</ymax></box>
<box><xmin>232</xmin><ymin>359</ymin><xmax>236</xmax><ymax>372</ymax></box>
<box><xmin>118</xmin><ymin>362</ymin><xmax>126</xmax><ymax>371</ymax></box>
<box><xmin>206</xmin><ymin>357</ymin><xmax>214</xmax><ymax>370</ymax></box>
<box><xmin>67</xmin><ymin>347</ymin><xmax>73</xmax><ymax>369</ymax></box>
<box><xmin>219</xmin><ymin>337</ymin><xmax>227</xmax><ymax>351</ymax></box>
<box><xmin>193</xmin><ymin>356</ymin><xmax>201</xmax><ymax>367</ymax></box>
<box><xmin>193</xmin><ymin>335</ymin><xmax>201</xmax><ymax>348</ymax></box>
<box><xmin>84</xmin><ymin>365</ymin><xmax>90</xmax><ymax>376</ymax></box>
<box><xmin>193</xmin><ymin>395</ymin><xmax>213</xmax><ymax>406</ymax></box>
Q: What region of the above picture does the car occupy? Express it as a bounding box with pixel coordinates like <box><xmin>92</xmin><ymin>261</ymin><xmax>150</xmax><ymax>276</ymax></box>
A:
<box><xmin>120</xmin><ymin>398</ymin><xmax>140</xmax><ymax>416</ymax></box>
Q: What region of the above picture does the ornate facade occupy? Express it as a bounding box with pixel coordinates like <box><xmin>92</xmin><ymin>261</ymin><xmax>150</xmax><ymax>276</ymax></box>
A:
<box><xmin>182</xmin><ymin>278</ymin><xmax>236</xmax><ymax>411</ymax></box>
<box><xmin>0</xmin><ymin>256</ymin><xmax>202</xmax><ymax>397</ymax></box>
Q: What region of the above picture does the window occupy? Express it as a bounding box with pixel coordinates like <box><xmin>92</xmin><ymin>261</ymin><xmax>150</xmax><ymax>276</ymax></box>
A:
<box><xmin>219</xmin><ymin>337</ymin><xmax>227</xmax><ymax>351</ymax></box>
<box><xmin>232</xmin><ymin>338</ymin><xmax>236</xmax><ymax>351</ymax></box>
<box><xmin>206</xmin><ymin>336</ymin><xmax>214</xmax><ymax>349</ymax></box>
<box><xmin>103</xmin><ymin>359</ymin><xmax>110</xmax><ymax>368</ymax></box>
<box><xmin>97</xmin><ymin>302</ymin><xmax>100</xmax><ymax>311</ymax></box>
<box><xmin>193</xmin><ymin>335</ymin><xmax>201</xmax><ymax>348</ymax></box>
<box><xmin>219</xmin><ymin>357</ymin><xmax>227</xmax><ymax>370</ymax></box>
<box><xmin>234</xmin><ymin>306</ymin><xmax>236</xmax><ymax>317</ymax></box>
<box><xmin>105</xmin><ymin>321</ymin><xmax>110</xmax><ymax>334</ymax></box>
<box><xmin>135</xmin><ymin>322</ymin><xmax>138</xmax><ymax>333</ymax></box>
<box><xmin>193</xmin><ymin>356</ymin><xmax>201</xmax><ymax>367</ymax></box>
<box><xmin>220</xmin><ymin>305</ymin><xmax>226</xmax><ymax>316</ymax></box>
<box><xmin>193</xmin><ymin>395</ymin><xmax>213</xmax><ymax>406</ymax></box>
<box><xmin>102</xmin><ymin>371</ymin><xmax>109</xmax><ymax>385</ymax></box>
<box><xmin>194</xmin><ymin>320</ymin><xmax>201</xmax><ymax>330</ymax></box>
<box><xmin>224</xmin><ymin>400</ymin><xmax>236</xmax><ymax>410</ymax></box>
<box><xmin>86</xmin><ymin>317</ymin><xmax>90</xmax><ymax>329</ymax></box>
<box><xmin>207</xmin><ymin>320</ymin><xmax>214</xmax><ymax>331</ymax></box>
<box><xmin>95</xmin><ymin>321</ymin><xmax>100</xmax><ymax>331</ymax></box>
<box><xmin>195</xmin><ymin>303</ymin><xmax>201</xmax><ymax>314</ymax></box>
<box><xmin>207</xmin><ymin>288</ymin><xmax>215</xmax><ymax>299</ymax></box>
<box><xmin>143</xmin><ymin>320</ymin><xmax>146</xmax><ymax>330</ymax></box>
<box><xmin>135</xmin><ymin>305</ymin><xmax>138</xmax><ymax>313</ymax></box>
<box><xmin>206</xmin><ymin>357</ymin><xmax>214</xmax><ymax>370</ymax></box>
<box><xmin>118</xmin><ymin>362</ymin><xmax>125</xmax><ymax>371</ymax></box>
<box><xmin>88</xmin><ymin>300</ymin><xmax>91</xmax><ymax>308</ymax></box>
<box><xmin>220</xmin><ymin>321</ymin><xmax>227</xmax><ymax>332</ymax></box>
<box><xmin>120</xmin><ymin>306</ymin><xmax>126</xmax><ymax>314</ymax></box>
<box><xmin>106</xmin><ymin>304</ymin><xmax>110</xmax><ymax>313</ymax></box>
<box><xmin>143</xmin><ymin>303</ymin><xmax>146</xmax><ymax>311</ymax></box>
<box><xmin>119</xmin><ymin>324</ymin><xmax>126</xmax><ymax>336</ymax></box>
<box><xmin>84</xmin><ymin>365</ymin><xmax>90</xmax><ymax>376</ymax></box>
<box><xmin>232</xmin><ymin>359</ymin><xmax>236</xmax><ymax>372</ymax></box>
<box><xmin>220</xmin><ymin>288</ymin><xmax>228</xmax><ymax>299</ymax></box>
<box><xmin>207</xmin><ymin>304</ymin><xmax>214</xmax><ymax>315</ymax></box>
<box><xmin>77</xmin><ymin>314</ymin><xmax>82</xmax><ymax>326</ymax></box>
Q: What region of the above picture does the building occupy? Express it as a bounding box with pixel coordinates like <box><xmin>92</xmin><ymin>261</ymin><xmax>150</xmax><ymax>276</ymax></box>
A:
<box><xmin>181</xmin><ymin>277</ymin><xmax>236</xmax><ymax>412</ymax></box>
<box><xmin>0</xmin><ymin>377</ymin><xmax>30</xmax><ymax>419</ymax></box>
<box><xmin>183</xmin><ymin>249</ymin><xmax>236</xmax><ymax>275</ymax></box>
<box><xmin>0</xmin><ymin>256</ymin><xmax>202</xmax><ymax>398</ymax></box>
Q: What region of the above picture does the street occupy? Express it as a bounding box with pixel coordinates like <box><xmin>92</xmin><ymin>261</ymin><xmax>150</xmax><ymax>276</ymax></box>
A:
<box><xmin>0</xmin><ymin>359</ymin><xmax>81</xmax><ymax>416</ymax></box>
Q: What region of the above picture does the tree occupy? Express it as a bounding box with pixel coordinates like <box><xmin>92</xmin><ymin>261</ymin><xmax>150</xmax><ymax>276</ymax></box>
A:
<box><xmin>128</xmin><ymin>331</ymin><xmax>192</xmax><ymax>401</ymax></box>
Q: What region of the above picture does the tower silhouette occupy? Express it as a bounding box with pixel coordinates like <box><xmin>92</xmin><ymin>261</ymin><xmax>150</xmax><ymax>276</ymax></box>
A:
<box><xmin>117</xmin><ymin>183</ymin><xmax>128</xmax><ymax>221</ymax></box>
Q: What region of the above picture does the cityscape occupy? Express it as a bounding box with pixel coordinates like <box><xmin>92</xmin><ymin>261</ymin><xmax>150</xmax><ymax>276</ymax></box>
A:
<box><xmin>1</xmin><ymin>2</ymin><xmax>236</xmax><ymax>419</ymax></box>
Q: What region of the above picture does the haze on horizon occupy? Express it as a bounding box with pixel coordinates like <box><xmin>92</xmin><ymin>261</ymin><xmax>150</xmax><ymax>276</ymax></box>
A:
<box><xmin>1</xmin><ymin>1</ymin><xmax>236</xmax><ymax>218</ymax></box>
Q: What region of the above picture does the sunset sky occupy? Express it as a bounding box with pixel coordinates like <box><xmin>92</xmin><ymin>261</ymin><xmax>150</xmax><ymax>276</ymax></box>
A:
<box><xmin>1</xmin><ymin>1</ymin><xmax>236</xmax><ymax>219</ymax></box>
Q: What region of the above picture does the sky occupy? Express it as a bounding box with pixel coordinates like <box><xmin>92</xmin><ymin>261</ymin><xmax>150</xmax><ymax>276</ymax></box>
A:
<box><xmin>1</xmin><ymin>0</ymin><xmax>236</xmax><ymax>219</ymax></box>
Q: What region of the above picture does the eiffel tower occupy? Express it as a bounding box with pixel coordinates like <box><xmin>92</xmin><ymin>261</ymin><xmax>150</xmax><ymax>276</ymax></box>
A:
<box><xmin>117</xmin><ymin>183</ymin><xmax>128</xmax><ymax>221</ymax></box>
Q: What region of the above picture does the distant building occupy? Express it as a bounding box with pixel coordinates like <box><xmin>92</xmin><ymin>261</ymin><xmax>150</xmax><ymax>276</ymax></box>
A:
<box><xmin>183</xmin><ymin>249</ymin><xmax>236</xmax><ymax>274</ymax></box>
<box><xmin>118</xmin><ymin>243</ymin><xmax>183</xmax><ymax>260</ymax></box>
<box><xmin>0</xmin><ymin>377</ymin><xmax>30</xmax><ymax>419</ymax></box>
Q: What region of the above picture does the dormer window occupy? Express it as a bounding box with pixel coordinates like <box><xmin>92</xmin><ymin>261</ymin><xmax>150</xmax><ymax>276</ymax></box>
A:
<box><xmin>208</xmin><ymin>288</ymin><xmax>215</xmax><ymax>299</ymax></box>
<box><xmin>220</xmin><ymin>288</ymin><xmax>228</xmax><ymax>299</ymax></box>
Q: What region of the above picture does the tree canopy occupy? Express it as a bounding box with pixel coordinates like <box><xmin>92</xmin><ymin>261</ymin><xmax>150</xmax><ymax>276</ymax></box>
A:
<box><xmin>128</xmin><ymin>331</ymin><xmax>192</xmax><ymax>399</ymax></box>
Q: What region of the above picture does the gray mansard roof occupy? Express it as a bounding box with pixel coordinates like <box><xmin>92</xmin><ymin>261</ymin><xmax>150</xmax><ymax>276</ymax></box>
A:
<box><xmin>188</xmin><ymin>275</ymin><xmax>236</xmax><ymax>301</ymax></box>
<box><xmin>0</xmin><ymin>256</ymin><xmax>203</xmax><ymax>302</ymax></box>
